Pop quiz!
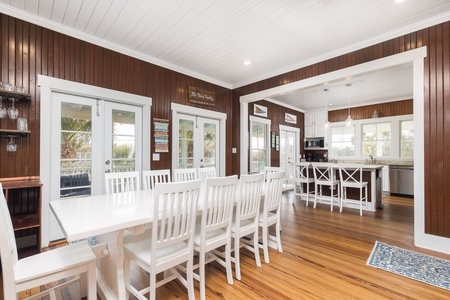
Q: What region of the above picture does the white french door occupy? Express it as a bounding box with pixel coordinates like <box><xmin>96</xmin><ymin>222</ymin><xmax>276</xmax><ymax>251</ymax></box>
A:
<box><xmin>279</xmin><ymin>125</ymin><xmax>300</xmax><ymax>182</ymax></box>
<box><xmin>49</xmin><ymin>93</ymin><xmax>143</xmax><ymax>241</ymax></box>
<box><xmin>176</xmin><ymin>114</ymin><xmax>220</xmax><ymax>171</ymax></box>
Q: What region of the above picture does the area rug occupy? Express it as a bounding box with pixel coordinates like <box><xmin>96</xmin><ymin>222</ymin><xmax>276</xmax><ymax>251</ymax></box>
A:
<box><xmin>367</xmin><ymin>241</ymin><xmax>450</xmax><ymax>291</ymax></box>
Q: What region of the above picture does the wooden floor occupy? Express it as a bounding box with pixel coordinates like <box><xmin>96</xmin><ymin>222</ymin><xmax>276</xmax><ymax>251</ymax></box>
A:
<box><xmin>3</xmin><ymin>193</ymin><xmax>450</xmax><ymax>299</ymax></box>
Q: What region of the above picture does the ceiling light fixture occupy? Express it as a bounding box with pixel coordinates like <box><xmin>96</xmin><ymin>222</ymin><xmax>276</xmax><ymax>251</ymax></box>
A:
<box><xmin>242</xmin><ymin>60</ymin><xmax>251</xmax><ymax>66</ymax></box>
<box><xmin>345</xmin><ymin>83</ymin><xmax>353</xmax><ymax>127</ymax></box>
<box><xmin>323</xmin><ymin>88</ymin><xmax>331</xmax><ymax>129</ymax></box>
<box><xmin>395</xmin><ymin>0</ymin><xmax>407</xmax><ymax>3</ymax></box>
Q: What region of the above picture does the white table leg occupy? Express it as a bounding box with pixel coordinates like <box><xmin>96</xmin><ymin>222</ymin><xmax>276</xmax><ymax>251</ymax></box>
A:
<box><xmin>96</xmin><ymin>230</ymin><xmax>127</xmax><ymax>300</ymax></box>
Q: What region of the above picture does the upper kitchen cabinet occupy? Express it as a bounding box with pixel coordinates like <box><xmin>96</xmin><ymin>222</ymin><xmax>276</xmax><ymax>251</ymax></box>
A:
<box><xmin>305</xmin><ymin>110</ymin><xmax>327</xmax><ymax>138</ymax></box>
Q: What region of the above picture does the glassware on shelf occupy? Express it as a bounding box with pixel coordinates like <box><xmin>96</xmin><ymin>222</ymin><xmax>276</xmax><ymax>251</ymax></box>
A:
<box><xmin>6</xmin><ymin>137</ymin><xmax>16</xmax><ymax>152</ymax></box>
<box><xmin>0</xmin><ymin>97</ymin><xmax>6</xmax><ymax>118</ymax></box>
<box><xmin>15</xmin><ymin>86</ymin><xmax>25</xmax><ymax>93</ymax></box>
<box><xmin>7</xmin><ymin>98</ymin><xmax>19</xmax><ymax>119</ymax></box>
<box><xmin>17</xmin><ymin>118</ymin><xmax>28</xmax><ymax>131</ymax></box>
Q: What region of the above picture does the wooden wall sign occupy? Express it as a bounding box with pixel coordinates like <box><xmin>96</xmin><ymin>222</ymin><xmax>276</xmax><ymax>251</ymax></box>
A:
<box><xmin>188</xmin><ymin>86</ymin><xmax>216</xmax><ymax>107</ymax></box>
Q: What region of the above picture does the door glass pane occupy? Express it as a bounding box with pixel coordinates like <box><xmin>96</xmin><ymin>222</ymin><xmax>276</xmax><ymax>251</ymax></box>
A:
<box><xmin>111</xmin><ymin>109</ymin><xmax>136</xmax><ymax>172</ymax></box>
<box><xmin>203</xmin><ymin>122</ymin><xmax>216</xmax><ymax>168</ymax></box>
<box><xmin>179</xmin><ymin>119</ymin><xmax>195</xmax><ymax>169</ymax></box>
<box><xmin>60</xmin><ymin>102</ymin><xmax>92</xmax><ymax>197</ymax></box>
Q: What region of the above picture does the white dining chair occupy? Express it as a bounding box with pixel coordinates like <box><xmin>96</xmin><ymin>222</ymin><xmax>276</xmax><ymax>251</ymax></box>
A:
<box><xmin>142</xmin><ymin>169</ymin><xmax>171</xmax><ymax>190</ymax></box>
<box><xmin>231</xmin><ymin>173</ymin><xmax>264</xmax><ymax>280</ymax></box>
<box><xmin>339</xmin><ymin>164</ymin><xmax>368</xmax><ymax>216</ymax></box>
<box><xmin>104</xmin><ymin>171</ymin><xmax>140</xmax><ymax>194</ymax></box>
<box><xmin>123</xmin><ymin>180</ymin><xmax>201</xmax><ymax>300</ymax></box>
<box><xmin>312</xmin><ymin>163</ymin><xmax>340</xmax><ymax>211</ymax></box>
<box><xmin>192</xmin><ymin>175</ymin><xmax>238</xmax><ymax>300</ymax></box>
<box><xmin>294</xmin><ymin>162</ymin><xmax>315</xmax><ymax>206</ymax></box>
<box><xmin>259</xmin><ymin>170</ymin><xmax>285</xmax><ymax>264</ymax></box>
<box><xmin>263</xmin><ymin>166</ymin><xmax>283</xmax><ymax>181</ymax></box>
<box><xmin>0</xmin><ymin>183</ymin><xmax>97</xmax><ymax>300</ymax></box>
<box><xmin>173</xmin><ymin>168</ymin><xmax>198</xmax><ymax>182</ymax></box>
<box><xmin>197</xmin><ymin>166</ymin><xmax>217</xmax><ymax>182</ymax></box>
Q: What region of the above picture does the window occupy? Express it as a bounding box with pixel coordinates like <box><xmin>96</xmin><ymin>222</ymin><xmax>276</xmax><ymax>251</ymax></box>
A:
<box><xmin>362</xmin><ymin>122</ymin><xmax>391</xmax><ymax>157</ymax></box>
<box><xmin>250</xmin><ymin>116</ymin><xmax>270</xmax><ymax>173</ymax></box>
<box><xmin>331</xmin><ymin>125</ymin><xmax>355</xmax><ymax>157</ymax></box>
<box><xmin>400</xmin><ymin>120</ymin><xmax>414</xmax><ymax>157</ymax></box>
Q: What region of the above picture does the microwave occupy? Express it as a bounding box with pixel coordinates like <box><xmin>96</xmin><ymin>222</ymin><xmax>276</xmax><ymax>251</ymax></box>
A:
<box><xmin>306</xmin><ymin>139</ymin><xmax>324</xmax><ymax>148</ymax></box>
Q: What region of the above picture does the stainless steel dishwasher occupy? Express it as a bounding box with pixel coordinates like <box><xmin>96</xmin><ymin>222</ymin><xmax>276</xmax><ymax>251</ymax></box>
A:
<box><xmin>389</xmin><ymin>165</ymin><xmax>414</xmax><ymax>196</ymax></box>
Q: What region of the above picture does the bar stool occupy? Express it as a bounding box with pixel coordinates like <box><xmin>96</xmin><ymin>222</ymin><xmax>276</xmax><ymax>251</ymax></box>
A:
<box><xmin>312</xmin><ymin>163</ymin><xmax>340</xmax><ymax>211</ymax></box>
<box><xmin>339</xmin><ymin>164</ymin><xmax>368</xmax><ymax>216</ymax></box>
<box><xmin>294</xmin><ymin>162</ymin><xmax>315</xmax><ymax>206</ymax></box>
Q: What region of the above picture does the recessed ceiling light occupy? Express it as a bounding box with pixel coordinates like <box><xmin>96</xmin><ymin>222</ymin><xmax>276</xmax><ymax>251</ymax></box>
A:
<box><xmin>243</xmin><ymin>60</ymin><xmax>251</xmax><ymax>66</ymax></box>
<box><xmin>395</xmin><ymin>0</ymin><xmax>407</xmax><ymax>3</ymax></box>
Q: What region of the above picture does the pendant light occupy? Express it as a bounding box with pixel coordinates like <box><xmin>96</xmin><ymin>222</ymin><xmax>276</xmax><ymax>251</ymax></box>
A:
<box><xmin>345</xmin><ymin>83</ymin><xmax>353</xmax><ymax>127</ymax></box>
<box><xmin>323</xmin><ymin>88</ymin><xmax>331</xmax><ymax>129</ymax></box>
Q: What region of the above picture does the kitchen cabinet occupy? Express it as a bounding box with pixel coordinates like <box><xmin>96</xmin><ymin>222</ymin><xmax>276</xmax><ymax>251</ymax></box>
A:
<box><xmin>304</xmin><ymin>110</ymin><xmax>327</xmax><ymax>138</ymax></box>
<box><xmin>0</xmin><ymin>177</ymin><xmax>42</xmax><ymax>258</ymax></box>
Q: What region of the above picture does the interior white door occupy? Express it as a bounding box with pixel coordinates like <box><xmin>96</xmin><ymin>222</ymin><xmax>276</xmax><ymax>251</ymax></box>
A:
<box><xmin>280</xmin><ymin>125</ymin><xmax>300</xmax><ymax>182</ymax></box>
<box><xmin>176</xmin><ymin>114</ymin><xmax>220</xmax><ymax>172</ymax></box>
<box><xmin>49</xmin><ymin>93</ymin><xmax>143</xmax><ymax>241</ymax></box>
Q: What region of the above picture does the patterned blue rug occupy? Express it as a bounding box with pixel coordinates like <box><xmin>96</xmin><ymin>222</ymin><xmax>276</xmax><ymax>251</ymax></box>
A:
<box><xmin>367</xmin><ymin>241</ymin><xmax>450</xmax><ymax>291</ymax></box>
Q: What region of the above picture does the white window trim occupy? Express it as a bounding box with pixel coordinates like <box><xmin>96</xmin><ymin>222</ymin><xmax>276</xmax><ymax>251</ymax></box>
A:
<box><xmin>38</xmin><ymin>75</ymin><xmax>151</xmax><ymax>247</ymax></box>
<box><xmin>249</xmin><ymin>115</ymin><xmax>271</xmax><ymax>173</ymax></box>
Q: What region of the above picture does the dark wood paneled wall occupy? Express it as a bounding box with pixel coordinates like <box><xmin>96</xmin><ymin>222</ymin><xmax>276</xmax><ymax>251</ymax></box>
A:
<box><xmin>249</xmin><ymin>100</ymin><xmax>304</xmax><ymax>168</ymax></box>
<box><xmin>233</xmin><ymin>22</ymin><xmax>450</xmax><ymax>238</ymax></box>
<box><xmin>328</xmin><ymin>99</ymin><xmax>413</xmax><ymax>122</ymax></box>
<box><xmin>0</xmin><ymin>14</ymin><xmax>233</xmax><ymax>177</ymax></box>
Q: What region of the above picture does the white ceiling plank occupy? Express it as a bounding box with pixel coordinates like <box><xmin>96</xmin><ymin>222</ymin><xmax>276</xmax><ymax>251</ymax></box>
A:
<box><xmin>102</xmin><ymin>0</ymin><xmax>144</xmax><ymax>42</ymax></box>
<box><xmin>83</xmin><ymin>0</ymin><xmax>114</xmax><ymax>35</ymax></box>
<box><xmin>37</xmin><ymin>0</ymin><xmax>54</xmax><ymax>19</ymax></box>
<box><xmin>61</xmin><ymin>0</ymin><xmax>83</xmax><ymax>28</ymax></box>
<box><xmin>24</xmin><ymin>0</ymin><xmax>39</xmax><ymax>15</ymax></box>
<box><xmin>93</xmin><ymin>0</ymin><xmax>128</xmax><ymax>38</ymax></box>
<box><xmin>49</xmin><ymin>0</ymin><xmax>68</xmax><ymax>23</ymax></box>
<box><xmin>73</xmin><ymin>0</ymin><xmax>100</xmax><ymax>32</ymax></box>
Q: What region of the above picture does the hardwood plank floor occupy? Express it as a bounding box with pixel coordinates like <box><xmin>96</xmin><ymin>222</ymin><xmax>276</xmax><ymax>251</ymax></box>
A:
<box><xmin>3</xmin><ymin>193</ymin><xmax>450</xmax><ymax>299</ymax></box>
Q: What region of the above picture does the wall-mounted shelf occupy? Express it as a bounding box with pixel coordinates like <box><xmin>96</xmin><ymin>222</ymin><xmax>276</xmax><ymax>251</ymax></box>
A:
<box><xmin>0</xmin><ymin>129</ymin><xmax>31</xmax><ymax>137</ymax></box>
<box><xmin>0</xmin><ymin>90</ymin><xmax>31</xmax><ymax>101</ymax></box>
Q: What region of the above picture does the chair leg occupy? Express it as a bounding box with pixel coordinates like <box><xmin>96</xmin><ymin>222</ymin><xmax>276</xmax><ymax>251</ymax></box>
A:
<box><xmin>225</xmin><ymin>240</ymin><xmax>234</xmax><ymax>285</ymax></box>
<box><xmin>276</xmin><ymin>220</ymin><xmax>283</xmax><ymax>253</ymax></box>
<box><xmin>187</xmin><ymin>258</ymin><xmax>195</xmax><ymax>300</ymax></box>
<box><xmin>305</xmin><ymin>183</ymin><xmax>309</xmax><ymax>206</ymax></box>
<box><xmin>253</xmin><ymin>231</ymin><xmax>261</xmax><ymax>267</ymax></box>
<box><xmin>199</xmin><ymin>252</ymin><xmax>206</xmax><ymax>300</ymax></box>
<box><xmin>262</xmin><ymin>225</ymin><xmax>270</xmax><ymax>263</ymax></box>
<box><xmin>150</xmin><ymin>266</ymin><xmax>157</xmax><ymax>300</ymax></box>
<box><xmin>234</xmin><ymin>236</ymin><xmax>242</xmax><ymax>280</ymax></box>
<box><xmin>360</xmin><ymin>187</ymin><xmax>363</xmax><ymax>216</ymax></box>
<box><xmin>313</xmin><ymin>184</ymin><xmax>318</xmax><ymax>208</ymax></box>
<box><xmin>330</xmin><ymin>185</ymin><xmax>334</xmax><ymax>212</ymax></box>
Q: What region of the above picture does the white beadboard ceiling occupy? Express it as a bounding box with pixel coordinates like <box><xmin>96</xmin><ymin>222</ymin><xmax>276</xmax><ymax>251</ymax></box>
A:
<box><xmin>0</xmin><ymin>0</ymin><xmax>449</xmax><ymax>111</ymax></box>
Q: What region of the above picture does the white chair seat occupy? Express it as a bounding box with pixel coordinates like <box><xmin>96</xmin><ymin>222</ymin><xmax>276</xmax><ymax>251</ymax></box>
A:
<box><xmin>15</xmin><ymin>241</ymin><xmax>96</xmax><ymax>284</ymax></box>
<box><xmin>293</xmin><ymin>162</ymin><xmax>315</xmax><ymax>206</ymax></box>
<box><xmin>124</xmin><ymin>239</ymin><xmax>189</xmax><ymax>266</ymax></box>
<box><xmin>194</xmin><ymin>227</ymin><xmax>228</xmax><ymax>245</ymax></box>
<box><xmin>342</xmin><ymin>181</ymin><xmax>368</xmax><ymax>188</ymax></box>
<box><xmin>231</xmin><ymin>219</ymin><xmax>253</xmax><ymax>232</ymax></box>
<box><xmin>259</xmin><ymin>210</ymin><xmax>277</xmax><ymax>224</ymax></box>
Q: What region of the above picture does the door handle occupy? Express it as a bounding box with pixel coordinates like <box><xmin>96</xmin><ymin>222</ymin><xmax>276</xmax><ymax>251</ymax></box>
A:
<box><xmin>105</xmin><ymin>169</ymin><xmax>111</xmax><ymax>173</ymax></box>
<box><xmin>105</xmin><ymin>160</ymin><xmax>110</xmax><ymax>165</ymax></box>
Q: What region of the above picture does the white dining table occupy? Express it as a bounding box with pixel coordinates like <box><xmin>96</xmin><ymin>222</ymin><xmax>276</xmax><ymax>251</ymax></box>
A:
<box><xmin>50</xmin><ymin>189</ymin><xmax>157</xmax><ymax>300</ymax></box>
<box><xmin>50</xmin><ymin>180</ymin><xmax>292</xmax><ymax>299</ymax></box>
